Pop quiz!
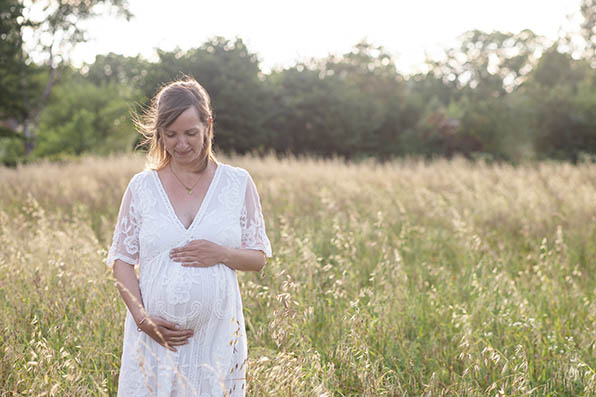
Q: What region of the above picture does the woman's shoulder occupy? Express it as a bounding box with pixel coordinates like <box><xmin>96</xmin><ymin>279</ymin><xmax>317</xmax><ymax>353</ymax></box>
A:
<box><xmin>126</xmin><ymin>168</ymin><xmax>154</xmax><ymax>190</ymax></box>
<box><xmin>218</xmin><ymin>162</ymin><xmax>251</xmax><ymax>181</ymax></box>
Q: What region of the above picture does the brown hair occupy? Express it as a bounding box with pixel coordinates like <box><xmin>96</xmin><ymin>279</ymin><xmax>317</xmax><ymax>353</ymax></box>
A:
<box><xmin>136</xmin><ymin>77</ymin><xmax>216</xmax><ymax>171</ymax></box>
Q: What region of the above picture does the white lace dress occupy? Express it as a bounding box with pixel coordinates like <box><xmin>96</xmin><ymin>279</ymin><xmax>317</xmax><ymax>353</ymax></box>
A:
<box><xmin>107</xmin><ymin>163</ymin><xmax>272</xmax><ymax>397</ymax></box>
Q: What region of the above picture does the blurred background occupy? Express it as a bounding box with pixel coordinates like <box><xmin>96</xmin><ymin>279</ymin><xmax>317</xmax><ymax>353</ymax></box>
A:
<box><xmin>1</xmin><ymin>0</ymin><xmax>595</xmax><ymax>166</ymax></box>
<box><xmin>2</xmin><ymin>4</ymin><xmax>596</xmax><ymax>394</ymax></box>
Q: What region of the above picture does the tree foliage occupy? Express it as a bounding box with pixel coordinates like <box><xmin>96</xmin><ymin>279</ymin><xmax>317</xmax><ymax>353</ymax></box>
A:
<box><xmin>33</xmin><ymin>72</ymin><xmax>141</xmax><ymax>158</ymax></box>
<box><xmin>581</xmin><ymin>0</ymin><xmax>596</xmax><ymax>60</ymax></box>
<box><xmin>428</xmin><ymin>29</ymin><xmax>547</xmax><ymax>99</ymax></box>
<box><xmin>0</xmin><ymin>0</ymin><xmax>131</xmax><ymax>155</ymax></box>
<box><xmin>1</xmin><ymin>2</ymin><xmax>595</xmax><ymax>165</ymax></box>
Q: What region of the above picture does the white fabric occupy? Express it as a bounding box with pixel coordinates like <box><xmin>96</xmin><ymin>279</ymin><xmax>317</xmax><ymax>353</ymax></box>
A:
<box><xmin>107</xmin><ymin>163</ymin><xmax>272</xmax><ymax>396</ymax></box>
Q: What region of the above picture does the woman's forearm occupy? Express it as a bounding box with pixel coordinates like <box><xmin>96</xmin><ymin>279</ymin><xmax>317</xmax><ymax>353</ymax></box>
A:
<box><xmin>112</xmin><ymin>259</ymin><xmax>146</xmax><ymax>325</ymax></box>
<box><xmin>222</xmin><ymin>248</ymin><xmax>266</xmax><ymax>272</ymax></box>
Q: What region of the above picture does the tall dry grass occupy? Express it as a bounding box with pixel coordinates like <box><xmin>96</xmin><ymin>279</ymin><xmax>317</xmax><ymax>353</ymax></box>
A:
<box><xmin>1</xmin><ymin>154</ymin><xmax>595</xmax><ymax>395</ymax></box>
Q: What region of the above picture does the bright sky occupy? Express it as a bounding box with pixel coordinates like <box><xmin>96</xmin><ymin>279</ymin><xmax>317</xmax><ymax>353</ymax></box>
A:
<box><xmin>72</xmin><ymin>0</ymin><xmax>583</xmax><ymax>75</ymax></box>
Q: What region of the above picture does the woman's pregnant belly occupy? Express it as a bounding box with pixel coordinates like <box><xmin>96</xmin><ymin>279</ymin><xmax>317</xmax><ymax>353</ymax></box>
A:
<box><xmin>139</xmin><ymin>256</ymin><xmax>230</xmax><ymax>330</ymax></box>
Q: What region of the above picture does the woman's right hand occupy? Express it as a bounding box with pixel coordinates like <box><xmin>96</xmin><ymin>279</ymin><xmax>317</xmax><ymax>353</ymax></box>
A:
<box><xmin>138</xmin><ymin>316</ymin><xmax>194</xmax><ymax>352</ymax></box>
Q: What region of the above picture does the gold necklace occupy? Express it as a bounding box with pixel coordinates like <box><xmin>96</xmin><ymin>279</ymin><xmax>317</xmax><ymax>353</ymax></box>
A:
<box><xmin>170</xmin><ymin>164</ymin><xmax>201</xmax><ymax>195</ymax></box>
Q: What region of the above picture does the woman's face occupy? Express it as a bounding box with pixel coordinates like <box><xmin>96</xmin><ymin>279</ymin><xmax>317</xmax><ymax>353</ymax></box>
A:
<box><xmin>161</xmin><ymin>106</ymin><xmax>208</xmax><ymax>166</ymax></box>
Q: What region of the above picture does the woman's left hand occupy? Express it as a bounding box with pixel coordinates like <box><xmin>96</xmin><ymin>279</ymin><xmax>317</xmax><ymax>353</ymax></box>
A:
<box><xmin>170</xmin><ymin>239</ymin><xmax>227</xmax><ymax>267</ymax></box>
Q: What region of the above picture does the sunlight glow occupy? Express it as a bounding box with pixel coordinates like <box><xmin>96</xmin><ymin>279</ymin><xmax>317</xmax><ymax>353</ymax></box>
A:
<box><xmin>70</xmin><ymin>0</ymin><xmax>582</xmax><ymax>75</ymax></box>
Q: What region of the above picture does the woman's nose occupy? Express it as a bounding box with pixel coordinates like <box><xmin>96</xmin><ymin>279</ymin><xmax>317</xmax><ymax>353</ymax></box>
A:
<box><xmin>175</xmin><ymin>137</ymin><xmax>189</xmax><ymax>148</ymax></box>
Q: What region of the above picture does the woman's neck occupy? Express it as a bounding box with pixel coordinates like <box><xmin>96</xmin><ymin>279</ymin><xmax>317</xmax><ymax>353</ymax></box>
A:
<box><xmin>169</xmin><ymin>158</ymin><xmax>214</xmax><ymax>175</ymax></box>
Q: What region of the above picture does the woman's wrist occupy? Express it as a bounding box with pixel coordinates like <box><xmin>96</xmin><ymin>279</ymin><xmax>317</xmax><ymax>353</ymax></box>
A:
<box><xmin>132</xmin><ymin>308</ymin><xmax>147</xmax><ymax>328</ymax></box>
<box><xmin>221</xmin><ymin>247</ymin><xmax>235</xmax><ymax>270</ymax></box>
<box><xmin>136</xmin><ymin>316</ymin><xmax>147</xmax><ymax>332</ymax></box>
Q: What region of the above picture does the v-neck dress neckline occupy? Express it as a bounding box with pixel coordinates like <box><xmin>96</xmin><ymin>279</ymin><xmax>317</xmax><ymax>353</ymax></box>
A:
<box><xmin>151</xmin><ymin>163</ymin><xmax>222</xmax><ymax>232</ymax></box>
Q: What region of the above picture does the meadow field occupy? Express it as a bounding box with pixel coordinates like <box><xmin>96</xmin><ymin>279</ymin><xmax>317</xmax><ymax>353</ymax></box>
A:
<box><xmin>0</xmin><ymin>154</ymin><xmax>595</xmax><ymax>396</ymax></box>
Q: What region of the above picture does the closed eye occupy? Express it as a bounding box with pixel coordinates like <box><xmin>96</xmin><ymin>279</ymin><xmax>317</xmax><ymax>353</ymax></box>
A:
<box><xmin>163</xmin><ymin>127</ymin><xmax>200</xmax><ymax>137</ymax></box>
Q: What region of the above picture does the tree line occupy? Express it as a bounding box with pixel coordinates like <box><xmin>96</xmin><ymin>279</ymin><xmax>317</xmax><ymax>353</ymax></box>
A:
<box><xmin>1</xmin><ymin>0</ymin><xmax>595</xmax><ymax>165</ymax></box>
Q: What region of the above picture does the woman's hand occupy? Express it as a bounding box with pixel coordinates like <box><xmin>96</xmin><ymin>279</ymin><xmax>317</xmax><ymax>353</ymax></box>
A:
<box><xmin>170</xmin><ymin>239</ymin><xmax>227</xmax><ymax>267</ymax></box>
<box><xmin>138</xmin><ymin>316</ymin><xmax>194</xmax><ymax>352</ymax></box>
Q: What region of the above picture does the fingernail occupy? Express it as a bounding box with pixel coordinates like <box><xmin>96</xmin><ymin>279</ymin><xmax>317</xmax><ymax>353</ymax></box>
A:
<box><xmin>175</xmin><ymin>325</ymin><xmax>180</xmax><ymax>329</ymax></box>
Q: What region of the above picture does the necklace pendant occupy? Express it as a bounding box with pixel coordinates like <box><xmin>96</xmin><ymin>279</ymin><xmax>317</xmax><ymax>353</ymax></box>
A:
<box><xmin>187</xmin><ymin>188</ymin><xmax>192</xmax><ymax>195</ymax></box>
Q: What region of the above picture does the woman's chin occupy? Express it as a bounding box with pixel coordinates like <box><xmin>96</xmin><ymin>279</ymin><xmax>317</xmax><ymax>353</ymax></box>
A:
<box><xmin>173</xmin><ymin>151</ymin><xmax>196</xmax><ymax>162</ymax></box>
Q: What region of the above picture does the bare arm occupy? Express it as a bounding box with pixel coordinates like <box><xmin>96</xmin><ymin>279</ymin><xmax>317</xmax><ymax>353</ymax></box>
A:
<box><xmin>112</xmin><ymin>259</ymin><xmax>146</xmax><ymax>325</ymax></box>
<box><xmin>222</xmin><ymin>247</ymin><xmax>266</xmax><ymax>272</ymax></box>
<box><xmin>170</xmin><ymin>240</ymin><xmax>266</xmax><ymax>272</ymax></box>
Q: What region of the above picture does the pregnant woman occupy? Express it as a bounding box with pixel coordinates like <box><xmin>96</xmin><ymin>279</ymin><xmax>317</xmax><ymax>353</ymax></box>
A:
<box><xmin>107</xmin><ymin>78</ymin><xmax>272</xmax><ymax>396</ymax></box>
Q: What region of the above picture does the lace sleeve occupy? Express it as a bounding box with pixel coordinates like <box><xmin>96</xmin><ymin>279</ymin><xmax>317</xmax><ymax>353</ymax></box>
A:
<box><xmin>106</xmin><ymin>178</ymin><xmax>141</xmax><ymax>267</ymax></box>
<box><xmin>240</xmin><ymin>173</ymin><xmax>272</xmax><ymax>257</ymax></box>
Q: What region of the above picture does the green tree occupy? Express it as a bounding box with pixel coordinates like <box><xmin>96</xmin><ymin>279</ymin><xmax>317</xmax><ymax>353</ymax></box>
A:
<box><xmin>319</xmin><ymin>41</ymin><xmax>415</xmax><ymax>158</ymax></box>
<box><xmin>5</xmin><ymin>0</ymin><xmax>131</xmax><ymax>155</ymax></box>
<box><xmin>0</xmin><ymin>0</ymin><xmax>25</xmax><ymax>120</ymax></box>
<box><xmin>263</xmin><ymin>66</ymin><xmax>369</xmax><ymax>157</ymax></box>
<box><xmin>581</xmin><ymin>0</ymin><xmax>596</xmax><ymax>61</ymax></box>
<box><xmin>0</xmin><ymin>0</ymin><xmax>43</xmax><ymax>143</ymax></box>
<box><xmin>523</xmin><ymin>48</ymin><xmax>596</xmax><ymax>160</ymax></box>
<box><xmin>407</xmin><ymin>71</ymin><xmax>458</xmax><ymax>108</ymax></box>
<box><xmin>84</xmin><ymin>52</ymin><xmax>151</xmax><ymax>91</ymax></box>
<box><xmin>33</xmin><ymin>75</ymin><xmax>141</xmax><ymax>158</ymax></box>
<box><xmin>527</xmin><ymin>46</ymin><xmax>588</xmax><ymax>88</ymax></box>
<box><xmin>428</xmin><ymin>29</ymin><xmax>547</xmax><ymax>99</ymax></box>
